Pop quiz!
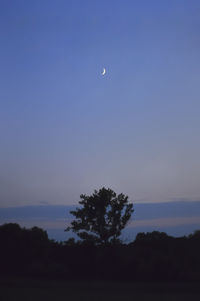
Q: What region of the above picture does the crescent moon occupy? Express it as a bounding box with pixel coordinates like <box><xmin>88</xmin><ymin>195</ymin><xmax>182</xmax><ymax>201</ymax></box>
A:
<box><xmin>102</xmin><ymin>68</ymin><xmax>106</xmax><ymax>75</ymax></box>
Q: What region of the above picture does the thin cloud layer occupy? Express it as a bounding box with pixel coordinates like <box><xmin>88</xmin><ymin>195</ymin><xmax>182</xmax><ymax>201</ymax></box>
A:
<box><xmin>1</xmin><ymin>201</ymin><xmax>200</xmax><ymax>241</ymax></box>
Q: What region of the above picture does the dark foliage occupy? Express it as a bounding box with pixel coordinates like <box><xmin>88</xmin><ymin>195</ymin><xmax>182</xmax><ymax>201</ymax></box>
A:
<box><xmin>1</xmin><ymin>223</ymin><xmax>200</xmax><ymax>281</ymax></box>
<box><xmin>65</xmin><ymin>187</ymin><xmax>134</xmax><ymax>245</ymax></box>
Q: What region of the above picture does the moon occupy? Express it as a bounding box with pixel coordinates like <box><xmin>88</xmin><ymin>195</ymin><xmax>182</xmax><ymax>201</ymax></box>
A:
<box><xmin>101</xmin><ymin>68</ymin><xmax>106</xmax><ymax>75</ymax></box>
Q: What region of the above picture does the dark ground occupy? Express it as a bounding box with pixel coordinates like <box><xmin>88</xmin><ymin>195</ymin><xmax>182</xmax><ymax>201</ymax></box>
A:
<box><xmin>1</xmin><ymin>224</ymin><xmax>200</xmax><ymax>300</ymax></box>
<box><xmin>1</xmin><ymin>278</ymin><xmax>200</xmax><ymax>301</ymax></box>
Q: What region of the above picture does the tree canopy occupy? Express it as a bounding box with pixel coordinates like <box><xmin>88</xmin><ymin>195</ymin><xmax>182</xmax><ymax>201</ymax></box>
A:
<box><xmin>66</xmin><ymin>187</ymin><xmax>134</xmax><ymax>245</ymax></box>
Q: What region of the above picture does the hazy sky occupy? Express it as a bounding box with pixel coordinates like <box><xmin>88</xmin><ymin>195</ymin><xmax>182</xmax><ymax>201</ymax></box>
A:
<box><xmin>1</xmin><ymin>0</ymin><xmax>200</xmax><ymax>207</ymax></box>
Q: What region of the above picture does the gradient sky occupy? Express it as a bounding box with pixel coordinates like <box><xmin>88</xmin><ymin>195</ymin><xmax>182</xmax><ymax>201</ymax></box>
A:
<box><xmin>1</xmin><ymin>0</ymin><xmax>200</xmax><ymax>208</ymax></box>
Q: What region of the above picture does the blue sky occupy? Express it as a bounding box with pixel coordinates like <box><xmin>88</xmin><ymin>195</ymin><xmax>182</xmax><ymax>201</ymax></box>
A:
<box><xmin>1</xmin><ymin>0</ymin><xmax>200</xmax><ymax>237</ymax></box>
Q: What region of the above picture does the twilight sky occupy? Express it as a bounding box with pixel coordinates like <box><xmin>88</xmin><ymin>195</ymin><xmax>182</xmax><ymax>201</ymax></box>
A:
<box><xmin>1</xmin><ymin>0</ymin><xmax>200</xmax><ymax>208</ymax></box>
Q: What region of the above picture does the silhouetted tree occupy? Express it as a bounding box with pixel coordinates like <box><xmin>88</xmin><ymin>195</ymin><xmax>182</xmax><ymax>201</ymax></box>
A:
<box><xmin>65</xmin><ymin>187</ymin><xmax>134</xmax><ymax>245</ymax></box>
<box><xmin>188</xmin><ymin>230</ymin><xmax>200</xmax><ymax>240</ymax></box>
<box><xmin>135</xmin><ymin>231</ymin><xmax>172</xmax><ymax>242</ymax></box>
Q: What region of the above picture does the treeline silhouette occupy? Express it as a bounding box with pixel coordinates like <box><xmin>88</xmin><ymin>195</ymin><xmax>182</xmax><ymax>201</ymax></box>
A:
<box><xmin>1</xmin><ymin>223</ymin><xmax>200</xmax><ymax>281</ymax></box>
